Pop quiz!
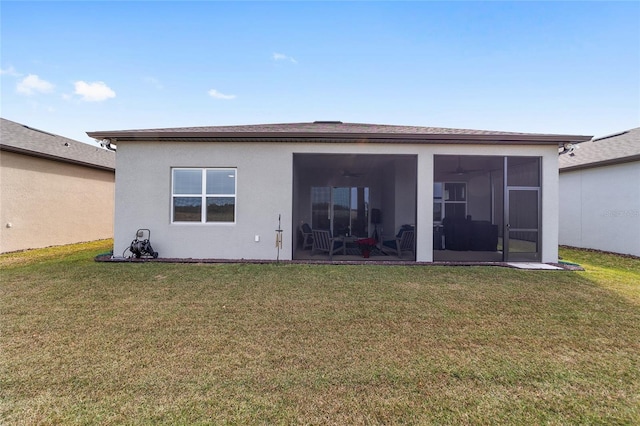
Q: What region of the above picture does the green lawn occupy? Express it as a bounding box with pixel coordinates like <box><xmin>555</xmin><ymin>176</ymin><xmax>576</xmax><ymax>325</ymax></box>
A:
<box><xmin>1</xmin><ymin>242</ymin><xmax>639</xmax><ymax>425</ymax></box>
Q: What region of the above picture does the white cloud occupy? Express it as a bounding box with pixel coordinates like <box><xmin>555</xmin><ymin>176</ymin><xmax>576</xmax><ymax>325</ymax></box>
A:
<box><xmin>17</xmin><ymin>74</ymin><xmax>55</xmax><ymax>95</ymax></box>
<box><xmin>144</xmin><ymin>76</ymin><xmax>164</xmax><ymax>90</ymax></box>
<box><xmin>1</xmin><ymin>66</ymin><xmax>22</xmax><ymax>77</ymax></box>
<box><xmin>273</xmin><ymin>52</ymin><xmax>297</xmax><ymax>64</ymax></box>
<box><xmin>73</xmin><ymin>81</ymin><xmax>116</xmax><ymax>102</ymax></box>
<box><xmin>208</xmin><ymin>89</ymin><xmax>236</xmax><ymax>100</ymax></box>
<box><xmin>26</xmin><ymin>100</ymin><xmax>55</xmax><ymax>113</ymax></box>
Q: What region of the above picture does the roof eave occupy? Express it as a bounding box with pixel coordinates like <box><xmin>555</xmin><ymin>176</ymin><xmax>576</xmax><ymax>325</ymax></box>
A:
<box><xmin>560</xmin><ymin>154</ymin><xmax>640</xmax><ymax>172</ymax></box>
<box><xmin>87</xmin><ymin>131</ymin><xmax>592</xmax><ymax>145</ymax></box>
<box><xmin>0</xmin><ymin>144</ymin><xmax>115</xmax><ymax>172</ymax></box>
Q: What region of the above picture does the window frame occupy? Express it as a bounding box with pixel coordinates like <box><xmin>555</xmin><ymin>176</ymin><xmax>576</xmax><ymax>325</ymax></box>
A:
<box><xmin>433</xmin><ymin>181</ymin><xmax>467</xmax><ymax>224</ymax></box>
<box><xmin>171</xmin><ymin>168</ymin><xmax>237</xmax><ymax>224</ymax></box>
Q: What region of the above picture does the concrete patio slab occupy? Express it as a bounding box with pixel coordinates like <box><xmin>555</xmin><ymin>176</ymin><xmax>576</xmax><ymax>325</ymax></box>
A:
<box><xmin>507</xmin><ymin>263</ymin><xmax>564</xmax><ymax>270</ymax></box>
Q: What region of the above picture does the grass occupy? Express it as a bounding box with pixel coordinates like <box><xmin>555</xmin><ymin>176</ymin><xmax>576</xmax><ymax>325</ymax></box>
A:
<box><xmin>1</xmin><ymin>242</ymin><xmax>639</xmax><ymax>425</ymax></box>
<box><xmin>559</xmin><ymin>246</ymin><xmax>640</xmax><ymax>305</ymax></box>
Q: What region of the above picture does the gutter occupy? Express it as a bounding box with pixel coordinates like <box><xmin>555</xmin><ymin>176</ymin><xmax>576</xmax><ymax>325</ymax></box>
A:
<box><xmin>88</xmin><ymin>133</ymin><xmax>593</xmax><ymax>145</ymax></box>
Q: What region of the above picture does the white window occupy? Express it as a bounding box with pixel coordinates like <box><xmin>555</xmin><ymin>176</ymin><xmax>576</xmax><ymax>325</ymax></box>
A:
<box><xmin>433</xmin><ymin>182</ymin><xmax>466</xmax><ymax>223</ymax></box>
<box><xmin>172</xmin><ymin>168</ymin><xmax>236</xmax><ymax>223</ymax></box>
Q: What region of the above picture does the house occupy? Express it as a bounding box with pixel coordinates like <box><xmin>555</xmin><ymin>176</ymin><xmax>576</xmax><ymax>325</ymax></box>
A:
<box><xmin>559</xmin><ymin>127</ymin><xmax>640</xmax><ymax>257</ymax></box>
<box><xmin>0</xmin><ymin>118</ymin><xmax>115</xmax><ymax>253</ymax></box>
<box><xmin>87</xmin><ymin>121</ymin><xmax>591</xmax><ymax>263</ymax></box>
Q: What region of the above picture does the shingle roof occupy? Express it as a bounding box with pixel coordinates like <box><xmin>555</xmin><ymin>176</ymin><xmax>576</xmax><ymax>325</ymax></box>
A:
<box><xmin>559</xmin><ymin>127</ymin><xmax>640</xmax><ymax>172</ymax></box>
<box><xmin>1</xmin><ymin>117</ymin><xmax>115</xmax><ymax>171</ymax></box>
<box><xmin>87</xmin><ymin>121</ymin><xmax>591</xmax><ymax>145</ymax></box>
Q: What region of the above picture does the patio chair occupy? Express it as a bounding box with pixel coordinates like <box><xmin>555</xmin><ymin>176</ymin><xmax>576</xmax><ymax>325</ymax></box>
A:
<box><xmin>382</xmin><ymin>227</ymin><xmax>415</xmax><ymax>258</ymax></box>
<box><xmin>311</xmin><ymin>229</ymin><xmax>345</xmax><ymax>259</ymax></box>
<box><xmin>300</xmin><ymin>223</ymin><xmax>313</xmax><ymax>250</ymax></box>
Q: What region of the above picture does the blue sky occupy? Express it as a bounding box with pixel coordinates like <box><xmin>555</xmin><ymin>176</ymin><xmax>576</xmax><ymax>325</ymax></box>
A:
<box><xmin>2</xmin><ymin>1</ymin><xmax>639</xmax><ymax>145</ymax></box>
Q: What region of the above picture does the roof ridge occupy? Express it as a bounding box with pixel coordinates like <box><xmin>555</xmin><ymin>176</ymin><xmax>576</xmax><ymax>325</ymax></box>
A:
<box><xmin>593</xmin><ymin>130</ymin><xmax>628</xmax><ymax>142</ymax></box>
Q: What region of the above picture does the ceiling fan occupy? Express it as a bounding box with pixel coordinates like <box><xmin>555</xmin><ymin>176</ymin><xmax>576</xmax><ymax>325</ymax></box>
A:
<box><xmin>448</xmin><ymin>156</ymin><xmax>483</xmax><ymax>176</ymax></box>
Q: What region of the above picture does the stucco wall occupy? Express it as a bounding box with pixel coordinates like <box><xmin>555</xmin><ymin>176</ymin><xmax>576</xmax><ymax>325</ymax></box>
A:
<box><xmin>559</xmin><ymin>161</ymin><xmax>640</xmax><ymax>257</ymax></box>
<box><xmin>0</xmin><ymin>151</ymin><xmax>115</xmax><ymax>253</ymax></box>
<box><xmin>113</xmin><ymin>141</ymin><xmax>559</xmax><ymax>262</ymax></box>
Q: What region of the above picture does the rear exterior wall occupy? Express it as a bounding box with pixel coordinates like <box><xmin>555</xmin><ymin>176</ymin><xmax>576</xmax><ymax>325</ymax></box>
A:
<box><xmin>112</xmin><ymin>141</ymin><xmax>560</xmax><ymax>262</ymax></box>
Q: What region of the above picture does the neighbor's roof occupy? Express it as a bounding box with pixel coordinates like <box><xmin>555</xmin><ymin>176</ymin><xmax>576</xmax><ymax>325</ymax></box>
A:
<box><xmin>1</xmin><ymin>117</ymin><xmax>115</xmax><ymax>171</ymax></box>
<box><xmin>87</xmin><ymin>121</ymin><xmax>592</xmax><ymax>145</ymax></box>
<box><xmin>559</xmin><ymin>127</ymin><xmax>640</xmax><ymax>172</ymax></box>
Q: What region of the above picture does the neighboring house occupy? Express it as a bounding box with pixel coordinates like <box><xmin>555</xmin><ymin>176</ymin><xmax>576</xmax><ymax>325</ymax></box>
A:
<box><xmin>87</xmin><ymin>121</ymin><xmax>590</xmax><ymax>263</ymax></box>
<box><xmin>0</xmin><ymin>118</ymin><xmax>115</xmax><ymax>253</ymax></box>
<box><xmin>559</xmin><ymin>127</ymin><xmax>640</xmax><ymax>257</ymax></box>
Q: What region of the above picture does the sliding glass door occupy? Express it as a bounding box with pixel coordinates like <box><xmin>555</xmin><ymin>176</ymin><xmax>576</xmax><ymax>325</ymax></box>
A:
<box><xmin>332</xmin><ymin>187</ymin><xmax>351</xmax><ymax>236</ymax></box>
<box><xmin>311</xmin><ymin>187</ymin><xmax>369</xmax><ymax>237</ymax></box>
